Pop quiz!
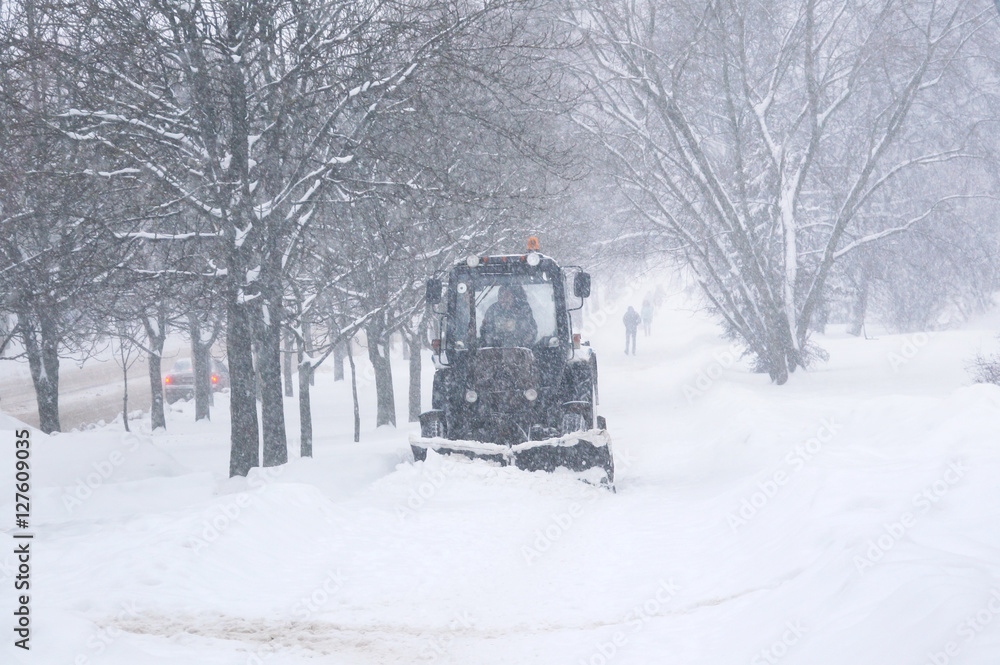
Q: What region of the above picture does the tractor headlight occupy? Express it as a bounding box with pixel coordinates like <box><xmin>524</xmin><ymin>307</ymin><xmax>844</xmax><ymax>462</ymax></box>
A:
<box><xmin>466</xmin><ymin>255</ymin><xmax>480</xmax><ymax>267</ymax></box>
<box><xmin>465</xmin><ymin>389</ymin><xmax>478</xmax><ymax>403</ymax></box>
<box><xmin>524</xmin><ymin>388</ymin><xmax>538</xmax><ymax>401</ymax></box>
<box><xmin>526</xmin><ymin>252</ymin><xmax>541</xmax><ymax>267</ymax></box>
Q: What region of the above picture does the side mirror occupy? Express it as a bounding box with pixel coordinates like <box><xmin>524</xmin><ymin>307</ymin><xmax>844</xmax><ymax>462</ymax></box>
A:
<box><xmin>425</xmin><ymin>278</ymin><xmax>442</xmax><ymax>304</ymax></box>
<box><xmin>574</xmin><ymin>272</ymin><xmax>591</xmax><ymax>298</ymax></box>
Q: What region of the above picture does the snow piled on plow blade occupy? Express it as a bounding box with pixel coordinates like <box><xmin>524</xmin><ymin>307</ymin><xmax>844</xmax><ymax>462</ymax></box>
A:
<box><xmin>409</xmin><ymin>427</ymin><xmax>615</xmax><ymax>484</ymax></box>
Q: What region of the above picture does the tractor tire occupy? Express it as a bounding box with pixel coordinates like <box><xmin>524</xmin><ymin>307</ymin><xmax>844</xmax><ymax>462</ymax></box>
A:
<box><xmin>562</xmin><ymin>363</ymin><xmax>595</xmax><ymax>431</ymax></box>
<box><xmin>431</xmin><ymin>370</ymin><xmax>451</xmax><ymax>410</ymax></box>
<box><xmin>419</xmin><ymin>411</ymin><xmax>447</xmax><ymax>439</ymax></box>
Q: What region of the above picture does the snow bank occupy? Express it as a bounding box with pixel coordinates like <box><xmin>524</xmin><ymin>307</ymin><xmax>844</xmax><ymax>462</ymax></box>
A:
<box><xmin>3</xmin><ymin>282</ymin><xmax>1000</xmax><ymax>664</ymax></box>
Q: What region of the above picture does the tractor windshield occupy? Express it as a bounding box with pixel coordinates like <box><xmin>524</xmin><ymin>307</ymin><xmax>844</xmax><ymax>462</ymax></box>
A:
<box><xmin>451</xmin><ymin>271</ymin><xmax>558</xmax><ymax>349</ymax></box>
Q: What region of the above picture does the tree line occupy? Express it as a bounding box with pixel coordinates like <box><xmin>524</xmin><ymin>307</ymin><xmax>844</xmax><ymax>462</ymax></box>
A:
<box><xmin>3</xmin><ymin>0</ymin><xmax>999</xmax><ymax>476</ymax></box>
<box><xmin>1</xmin><ymin>0</ymin><xmax>586</xmax><ymax>476</ymax></box>
<box><xmin>566</xmin><ymin>0</ymin><xmax>1000</xmax><ymax>382</ymax></box>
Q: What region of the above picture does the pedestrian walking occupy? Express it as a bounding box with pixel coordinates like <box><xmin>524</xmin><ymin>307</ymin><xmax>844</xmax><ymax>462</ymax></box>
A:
<box><xmin>641</xmin><ymin>299</ymin><xmax>653</xmax><ymax>336</ymax></box>
<box><xmin>623</xmin><ymin>306</ymin><xmax>640</xmax><ymax>355</ymax></box>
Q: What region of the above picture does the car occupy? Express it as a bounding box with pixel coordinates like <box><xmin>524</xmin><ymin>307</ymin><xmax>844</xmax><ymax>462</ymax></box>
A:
<box><xmin>163</xmin><ymin>357</ymin><xmax>230</xmax><ymax>404</ymax></box>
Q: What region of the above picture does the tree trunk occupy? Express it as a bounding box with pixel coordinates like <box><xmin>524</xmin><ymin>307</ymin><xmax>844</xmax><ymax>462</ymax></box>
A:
<box><xmin>189</xmin><ymin>314</ymin><xmax>213</xmax><ymax>421</ymax></box>
<box><xmin>121</xmin><ymin>365</ymin><xmax>130</xmax><ymax>432</ymax></box>
<box><xmin>258</xmin><ymin>291</ymin><xmax>288</xmax><ymax>467</ymax></box>
<box><xmin>738</xmin><ymin>303</ymin><xmax>797</xmax><ymax>386</ymax></box>
<box><xmin>146</xmin><ymin>346</ymin><xmax>165</xmax><ymax>429</ymax></box>
<box><xmin>303</xmin><ymin>321</ymin><xmax>316</xmax><ymax>386</ymax></box>
<box><xmin>283</xmin><ymin>328</ymin><xmax>294</xmax><ymax>397</ymax></box>
<box><xmin>348</xmin><ymin>340</ymin><xmax>360</xmax><ymax>442</ymax></box>
<box><xmin>407</xmin><ymin>330</ymin><xmax>421</xmax><ymax>423</ymax></box>
<box><xmin>811</xmin><ymin>301</ymin><xmax>829</xmax><ymax>335</ymax></box>
<box><xmin>40</xmin><ymin>320</ymin><xmax>60</xmax><ymax>431</ymax></box>
<box><xmin>21</xmin><ymin>313</ymin><xmax>60</xmax><ymax>433</ymax></box>
<box><xmin>333</xmin><ymin>341</ymin><xmax>345</xmax><ymax>381</ymax></box>
<box><xmin>770</xmin><ymin>312</ymin><xmax>794</xmax><ymax>385</ymax></box>
<box><xmin>365</xmin><ymin>323</ymin><xmax>396</xmax><ymax>427</ymax></box>
<box><xmin>195</xmin><ymin>340</ymin><xmax>213</xmax><ymax>414</ymax></box>
<box><xmin>143</xmin><ymin>316</ymin><xmax>166</xmax><ymax>430</ymax></box>
<box><xmin>298</xmin><ymin>355</ymin><xmax>313</xmax><ymax>458</ymax></box>
<box><xmin>848</xmin><ymin>279</ymin><xmax>869</xmax><ymax>337</ymax></box>
<box><xmin>294</xmin><ymin>327</ymin><xmax>312</xmax><ymax>456</ymax></box>
<box><xmin>227</xmin><ymin>295</ymin><xmax>260</xmax><ymax>477</ymax></box>
<box><xmin>252</xmin><ymin>341</ymin><xmax>263</xmax><ymax>401</ymax></box>
<box><xmin>223</xmin><ymin>3</ymin><xmax>261</xmax><ymax>477</ymax></box>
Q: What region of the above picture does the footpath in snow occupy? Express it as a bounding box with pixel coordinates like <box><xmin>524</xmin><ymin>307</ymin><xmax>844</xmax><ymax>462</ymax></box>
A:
<box><xmin>3</xmin><ymin>286</ymin><xmax>1000</xmax><ymax>665</ymax></box>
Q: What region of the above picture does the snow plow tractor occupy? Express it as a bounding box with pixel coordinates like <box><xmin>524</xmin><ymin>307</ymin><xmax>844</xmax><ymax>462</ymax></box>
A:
<box><xmin>411</xmin><ymin>238</ymin><xmax>615</xmax><ymax>486</ymax></box>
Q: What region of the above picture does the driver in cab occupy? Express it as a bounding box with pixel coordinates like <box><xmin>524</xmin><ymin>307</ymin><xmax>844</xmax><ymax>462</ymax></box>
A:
<box><xmin>480</xmin><ymin>284</ymin><xmax>537</xmax><ymax>347</ymax></box>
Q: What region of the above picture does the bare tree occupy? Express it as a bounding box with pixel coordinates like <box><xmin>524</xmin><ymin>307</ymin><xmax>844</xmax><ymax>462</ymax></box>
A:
<box><xmin>0</xmin><ymin>0</ymin><xmax>125</xmax><ymax>431</ymax></box>
<box><xmin>58</xmin><ymin>0</ymin><xmax>520</xmax><ymax>474</ymax></box>
<box><xmin>569</xmin><ymin>0</ymin><xmax>987</xmax><ymax>381</ymax></box>
<box><xmin>110</xmin><ymin>319</ymin><xmax>143</xmax><ymax>432</ymax></box>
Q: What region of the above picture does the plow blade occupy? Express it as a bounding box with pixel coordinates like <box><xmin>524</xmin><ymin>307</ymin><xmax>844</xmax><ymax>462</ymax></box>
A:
<box><xmin>410</xmin><ymin>428</ymin><xmax>615</xmax><ymax>486</ymax></box>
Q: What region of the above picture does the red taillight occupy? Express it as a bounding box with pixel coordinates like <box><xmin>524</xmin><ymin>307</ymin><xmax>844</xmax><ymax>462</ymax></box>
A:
<box><xmin>211</xmin><ymin>375</ymin><xmax>219</xmax><ymax>383</ymax></box>
<box><xmin>164</xmin><ymin>377</ymin><xmax>172</xmax><ymax>384</ymax></box>
<box><xmin>431</xmin><ymin>339</ymin><xmax>441</xmax><ymax>354</ymax></box>
<box><xmin>573</xmin><ymin>334</ymin><xmax>581</xmax><ymax>349</ymax></box>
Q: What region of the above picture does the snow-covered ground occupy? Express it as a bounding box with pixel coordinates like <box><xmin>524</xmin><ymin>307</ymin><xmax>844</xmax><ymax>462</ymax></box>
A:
<box><xmin>4</xmin><ymin>282</ymin><xmax>1000</xmax><ymax>665</ymax></box>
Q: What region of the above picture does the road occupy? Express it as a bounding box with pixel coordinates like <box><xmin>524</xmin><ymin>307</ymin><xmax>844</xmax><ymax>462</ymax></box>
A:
<box><xmin>0</xmin><ymin>351</ymin><xmax>188</xmax><ymax>430</ymax></box>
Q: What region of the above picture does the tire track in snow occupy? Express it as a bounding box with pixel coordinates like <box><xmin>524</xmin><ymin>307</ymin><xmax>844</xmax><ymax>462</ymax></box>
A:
<box><xmin>108</xmin><ymin>579</ymin><xmax>795</xmax><ymax>655</ymax></box>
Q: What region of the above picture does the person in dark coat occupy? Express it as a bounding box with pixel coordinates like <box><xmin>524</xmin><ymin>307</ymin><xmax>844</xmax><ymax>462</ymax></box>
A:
<box><xmin>623</xmin><ymin>305</ymin><xmax>641</xmax><ymax>355</ymax></box>
<box><xmin>481</xmin><ymin>285</ymin><xmax>537</xmax><ymax>347</ymax></box>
